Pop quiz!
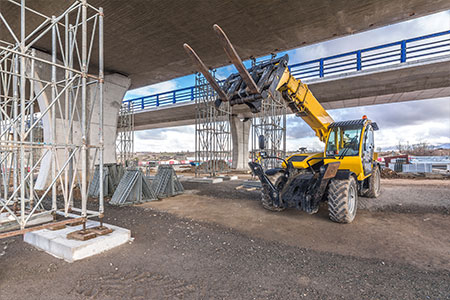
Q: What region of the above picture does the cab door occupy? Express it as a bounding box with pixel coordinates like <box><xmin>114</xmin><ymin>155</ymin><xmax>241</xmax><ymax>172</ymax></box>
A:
<box><xmin>361</xmin><ymin>125</ymin><xmax>374</xmax><ymax>175</ymax></box>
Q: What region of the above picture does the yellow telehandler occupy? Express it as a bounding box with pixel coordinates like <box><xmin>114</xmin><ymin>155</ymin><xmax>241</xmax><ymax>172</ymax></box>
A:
<box><xmin>184</xmin><ymin>25</ymin><xmax>381</xmax><ymax>223</ymax></box>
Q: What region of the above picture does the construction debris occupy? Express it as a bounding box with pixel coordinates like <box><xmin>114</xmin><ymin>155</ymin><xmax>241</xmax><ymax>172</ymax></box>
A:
<box><xmin>235</xmin><ymin>180</ymin><xmax>262</xmax><ymax>191</ymax></box>
<box><xmin>150</xmin><ymin>165</ymin><xmax>184</xmax><ymax>198</ymax></box>
<box><xmin>110</xmin><ymin>169</ymin><xmax>158</xmax><ymax>206</ymax></box>
<box><xmin>88</xmin><ymin>163</ymin><xmax>125</xmax><ymax>197</ymax></box>
<box><xmin>381</xmin><ymin>168</ymin><xmax>399</xmax><ymax>179</ymax></box>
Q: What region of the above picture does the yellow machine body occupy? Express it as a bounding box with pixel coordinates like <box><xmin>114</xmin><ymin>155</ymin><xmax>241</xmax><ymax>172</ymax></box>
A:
<box><xmin>275</xmin><ymin>66</ymin><xmax>378</xmax><ymax>181</ymax></box>
<box><xmin>184</xmin><ymin>26</ymin><xmax>380</xmax><ymax>223</ymax></box>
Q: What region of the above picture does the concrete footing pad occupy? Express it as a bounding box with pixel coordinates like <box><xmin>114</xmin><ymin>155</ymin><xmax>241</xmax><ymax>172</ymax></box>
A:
<box><xmin>186</xmin><ymin>177</ymin><xmax>223</xmax><ymax>184</ymax></box>
<box><xmin>24</xmin><ymin>220</ymin><xmax>131</xmax><ymax>262</ymax></box>
<box><xmin>218</xmin><ymin>175</ymin><xmax>238</xmax><ymax>181</ymax></box>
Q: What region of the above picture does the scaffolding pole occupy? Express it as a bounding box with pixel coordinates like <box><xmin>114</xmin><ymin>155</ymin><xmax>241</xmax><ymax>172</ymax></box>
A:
<box><xmin>0</xmin><ymin>0</ymin><xmax>105</xmax><ymax>237</ymax></box>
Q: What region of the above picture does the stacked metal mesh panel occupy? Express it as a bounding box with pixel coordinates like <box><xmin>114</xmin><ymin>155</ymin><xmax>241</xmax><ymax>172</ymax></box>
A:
<box><xmin>88</xmin><ymin>164</ymin><xmax>125</xmax><ymax>197</ymax></box>
<box><xmin>151</xmin><ymin>165</ymin><xmax>184</xmax><ymax>198</ymax></box>
<box><xmin>109</xmin><ymin>169</ymin><xmax>157</xmax><ymax>206</ymax></box>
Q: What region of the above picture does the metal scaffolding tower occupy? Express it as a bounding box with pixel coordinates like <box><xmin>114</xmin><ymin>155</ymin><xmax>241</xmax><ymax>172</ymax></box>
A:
<box><xmin>250</xmin><ymin>57</ymin><xmax>287</xmax><ymax>170</ymax></box>
<box><xmin>0</xmin><ymin>0</ymin><xmax>105</xmax><ymax>237</ymax></box>
<box><xmin>195</xmin><ymin>72</ymin><xmax>232</xmax><ymax>177</ymax></box>
<box><xmin>117</xmin><ymin>102</ymin><xmax>135</xmax><ymax>166</ymax></box>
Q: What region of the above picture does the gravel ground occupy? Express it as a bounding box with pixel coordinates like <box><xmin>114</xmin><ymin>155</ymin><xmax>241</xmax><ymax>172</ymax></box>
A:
<box><xmin>0</xmin><ymin>179</ymin><xmax>449</xmax><ymax>299</ymax></box>
<box><xmin>183</xmin><ymin>178</ymin><xmax>450</xmax><ymax>214</ymax></box>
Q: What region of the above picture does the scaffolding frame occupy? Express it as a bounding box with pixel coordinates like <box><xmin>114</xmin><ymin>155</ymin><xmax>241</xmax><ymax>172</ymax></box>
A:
<box><xmin>251</xmin><ymin>99</ymin><xmax>287</xmax><ymax>170</ymax></box>
<box><xmin>117</xmin><ymin>102</ymin><xmax>135</xmax><ymax>166</ymax></box>
<box><xmin>249</xmin><ymin>57</ymin><xmax>287</xmax><ymax>170</ymax></box>
<box><xmin>0</xmin><ymin>0</ymin><xmax>104</xmax><ymax>237</ymax></box>
<box><xmin>195</xmin><ymin>72</ymin><xmax>232</xmax><ymax>177</ymax></box>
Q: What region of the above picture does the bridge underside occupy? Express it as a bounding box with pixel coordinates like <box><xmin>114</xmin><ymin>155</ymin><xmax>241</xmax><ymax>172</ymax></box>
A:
<box><xmin>132</xmin><ymin>57</ymin><xmax>450</xmax><ymax>131</ymax></box>
<box><xmin>2</xmin><ymin>0</ymin><xmax>450</xmax><ymax>88</ymax></box>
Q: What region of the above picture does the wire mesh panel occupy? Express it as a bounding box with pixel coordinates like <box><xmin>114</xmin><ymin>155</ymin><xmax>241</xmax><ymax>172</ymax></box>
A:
<box><xmin>0</xmin><ymin>0</ymin><xmax>105</xmax><ymax>235</ymax></box>
<box><xmin>195</xmin><ymin>72</ymin><xmax>232</xmax><ymax>177</ymax></box>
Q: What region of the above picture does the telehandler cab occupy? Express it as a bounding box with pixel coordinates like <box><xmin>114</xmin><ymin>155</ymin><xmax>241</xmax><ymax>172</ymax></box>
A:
<box><xmin>184</xmin><ymin>25</ymin><xmax>381</xmax><ymax>223</ymax></box>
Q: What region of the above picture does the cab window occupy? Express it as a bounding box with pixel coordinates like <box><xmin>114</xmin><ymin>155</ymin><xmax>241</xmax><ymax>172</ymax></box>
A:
<box><xmin>326</xmin><ymin>126</ymin><xmax>362</xmax><ymax>157</ymax></box>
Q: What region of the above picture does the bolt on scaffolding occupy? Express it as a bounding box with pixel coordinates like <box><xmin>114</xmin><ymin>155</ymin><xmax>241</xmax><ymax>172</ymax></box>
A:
<box><xmin>0</xmin><ymin>0</ymin><xmax>105</xmax><ymax>237</ymax></box>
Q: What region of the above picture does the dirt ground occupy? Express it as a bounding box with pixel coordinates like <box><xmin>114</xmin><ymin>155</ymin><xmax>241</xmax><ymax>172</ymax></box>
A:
<box><xmin>0</xmin><ymin>178</ymin><xmax>449</xmax><ymax>299</ymax></box>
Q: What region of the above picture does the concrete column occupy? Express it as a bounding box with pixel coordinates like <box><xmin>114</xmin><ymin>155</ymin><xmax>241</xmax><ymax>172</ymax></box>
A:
<box><xmin>230</xmin><ymin>115</ymin><xmax>251</xmax><ymax>170</ymax></box>
<box><xmin>30</xmin><ymin>50</ymin><xmax>130</xmax><ymax>189</ymax></box>
<box><xmin>92</xmin><ymin>73</ymin><xmax>131</xmax><ymax>163</ymax></box>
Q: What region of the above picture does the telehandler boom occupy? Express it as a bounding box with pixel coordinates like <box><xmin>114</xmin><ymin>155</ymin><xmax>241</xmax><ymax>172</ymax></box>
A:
<box><xmin>184</xmin><ymin>25</ymin><xmax>381</xmax><ymax>223</ymax></box>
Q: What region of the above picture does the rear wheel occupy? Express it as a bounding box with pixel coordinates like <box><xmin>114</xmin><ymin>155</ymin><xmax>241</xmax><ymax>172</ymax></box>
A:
<box><xmin>261</xmin><ymin>174</ymin><xmax>285</xmax><ymax>212</ymax></box>
<box><xmin>327</xmin><ymin>176</ymin><xmax>358</xmax><ymax>223</ymax></box>
<box><xmin>364</xmin><ymin>166</ymin><xmax>381</xmax><ymax>198</ymax></box>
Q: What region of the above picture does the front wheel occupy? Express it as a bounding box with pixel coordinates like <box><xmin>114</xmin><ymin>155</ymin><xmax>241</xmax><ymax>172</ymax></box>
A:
<box><xmin>261</xmin><ymin>174</ymin><xmax>285</xmax><ymax>212</ymax></box>
<box><xmin>327</xmin><ymin>176</ymin><xmax>358</xmax><ymax>223</ymax></box>
<box><xmin>363</xmin><ymin>166</ymin><xmax>381</xmax><ymax>198</ymax></box>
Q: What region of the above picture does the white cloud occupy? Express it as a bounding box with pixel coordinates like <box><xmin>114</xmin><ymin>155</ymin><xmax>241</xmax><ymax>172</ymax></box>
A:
<box><xmin>134</xmin><ymin>125</ymin><xmax>195</xmax><ymax>152</ymax></box>
<box><xmin>124</xmin><ymin>80</ymin><xmax>178</xmax><ymax>100</ymax></box>
<box><xmin>286</xmin><ymin>98</ymin><xmax>450</xmax><ymax>151</ymax></box>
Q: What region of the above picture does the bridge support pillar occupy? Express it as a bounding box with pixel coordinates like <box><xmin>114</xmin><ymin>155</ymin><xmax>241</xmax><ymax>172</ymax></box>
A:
<box><xmin>31</xmin><ymin>50</ymin><xmax>131</xmax><ymax>189</ymax></box>
<box><xmin>230</xmin><ymin>115</ymin><xmax>251</xmax><ymax>170</ymax></box>
<box><xmin>102</xmin><ymin>73</ymin><xmax>132</xmax><ymax>163</ymax></box>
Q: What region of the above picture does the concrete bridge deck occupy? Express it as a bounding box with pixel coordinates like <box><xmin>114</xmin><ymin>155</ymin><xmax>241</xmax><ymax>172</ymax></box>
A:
<box><xmin>123</xmin><ymin>31</ymin><xmax>450</xmax><ymax>130</ymax></box>
<box><xmin>2</xmin><ymin>0</ymin><xmax>450</xmax><ymax>88</ymax></box>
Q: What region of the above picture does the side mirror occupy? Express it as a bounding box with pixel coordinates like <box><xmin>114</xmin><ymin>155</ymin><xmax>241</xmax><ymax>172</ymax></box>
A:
<box><xmin>258</xmin><ymin>135</ymin><xmax>265</xmax><ymax>150</ymax></box>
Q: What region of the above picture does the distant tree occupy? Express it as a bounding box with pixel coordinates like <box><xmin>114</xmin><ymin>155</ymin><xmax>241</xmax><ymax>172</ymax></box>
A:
<box><xmin>396</xmin><ymin>142</ymin><xmax>404</xmax><ymax>153</ymax></box>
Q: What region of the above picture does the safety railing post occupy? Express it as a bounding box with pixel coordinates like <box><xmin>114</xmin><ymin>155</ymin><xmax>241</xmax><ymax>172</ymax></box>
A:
<box><xmin>191</xmin><ymin>87</ymin><xmax>194</xmax><ymax>101</ymax></box>
<box><xmin>319</xmin><ymin>59</ymin><xmax>324</xmax><ymax>77</ymax></box>
<box><xmin>141</xmin><ymin>98</ymin><xmax>144</xmax><ymax>109</ymax></box>
<box><xmin>400</xmin><ymin>40</ymin><xmax>407</xmax><ymax>63</ymax></box>
<box><xmin>156</xmin><ymin>94</ymin><xmax>159</xmax><ymax>106</ymax></box>
<box><xmin>173</xmin><ymin>91</ymin><xmax>176</xmax><ymax>103</ymax></box>
<box><xmin>356</xmin><ymin>51</ymin><xmax>362</xmax><ymax>71</ymax></box>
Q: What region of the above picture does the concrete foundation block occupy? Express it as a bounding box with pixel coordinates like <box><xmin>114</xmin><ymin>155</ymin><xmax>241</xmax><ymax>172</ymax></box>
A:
<box><xmin>218</xmin><ymin>175</ymin><xmax>239</xmax><ymax>181</ymax></box>
<box><xmin>186</xmin><ymin>177</ymin><xmax>223</xmax><ymax>184</ymax></box>
<box><xmin>24</xmin><ymin>220</ymin><xmax>131</xmax><ymax>262</ymax></box>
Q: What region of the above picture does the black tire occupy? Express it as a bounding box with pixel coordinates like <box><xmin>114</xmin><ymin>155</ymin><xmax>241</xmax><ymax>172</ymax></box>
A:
<box><xmin>364</xmin><ymin>166</ymin><xmax>381</xmax><ymax>198</ymax></box>
<box><xmin>327</xmin><ymin>176</ymin><xmax>358</xmax><ymax>223</ymax></box>
<box><xmin>261</xmin><ymin>174</ymin><xmax>285</xmax><ymax>212</ymax></box>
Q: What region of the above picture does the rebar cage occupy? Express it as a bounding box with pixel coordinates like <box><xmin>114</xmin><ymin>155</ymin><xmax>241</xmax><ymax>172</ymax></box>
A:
<box><xmin>0</xmin><ymin>0</ymin><xmax>104</xmax><ymax>237</ymax></box>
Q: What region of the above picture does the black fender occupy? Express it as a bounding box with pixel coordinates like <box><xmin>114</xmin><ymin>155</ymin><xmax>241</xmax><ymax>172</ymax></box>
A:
<box><xmin>334</xmin><ymin>169</ymin><xmax>352</xmax><ymax>180</ymax></box>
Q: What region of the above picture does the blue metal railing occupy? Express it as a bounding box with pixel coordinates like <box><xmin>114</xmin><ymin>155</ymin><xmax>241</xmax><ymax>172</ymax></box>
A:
<box><xmin>123</xmin><ymin>30</ymin><xmax>450</xmax><ymax>112</ymax></box>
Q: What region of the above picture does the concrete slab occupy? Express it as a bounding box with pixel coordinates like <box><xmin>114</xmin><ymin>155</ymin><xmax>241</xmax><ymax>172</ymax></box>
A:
<box><xmin>218</xmin><ymin>175</ymin><xmax>239</xmax><ymax>181</ymax></box>
<box><xmin>186</xmin><ymin>177</ymin><xmax>223</xmax><ymax>184</ymax></box>
<box><xmin>243</xmin><ymin>180</ymin><xmax>262</xmax><ymax>188</ymax></box>
<box><xmin>133</xmin><ymin>57</ymin><xmax>450</xmax><ymax>130</ymax></box>
<box><xmin>5</xmin><ymin>0</ymin><xmax>450</xmax><ymax>88</ymax></box>
<box><xmin>24</xmin><ymin>220</ymin><xmax>131</xmax><ymax>262</ymax></box>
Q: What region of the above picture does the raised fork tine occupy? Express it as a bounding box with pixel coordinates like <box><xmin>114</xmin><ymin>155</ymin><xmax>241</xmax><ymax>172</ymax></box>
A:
<box><xmin>213</xmin><ymin>24</ymin><xmax>260</xmax><ymax>94</ymax></box>
<box><xmin>183</xmin><ymin>43</ymin><xmax>229</xmax><ymax>101</ymax></box>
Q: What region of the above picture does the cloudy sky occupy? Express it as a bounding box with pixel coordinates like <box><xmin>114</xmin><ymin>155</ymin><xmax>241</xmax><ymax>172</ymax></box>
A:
<box><xmin>126</xmin><ymin>10</ymin><xmax>450</xmax><ymax>152</ymax></box>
